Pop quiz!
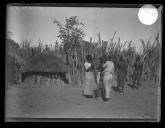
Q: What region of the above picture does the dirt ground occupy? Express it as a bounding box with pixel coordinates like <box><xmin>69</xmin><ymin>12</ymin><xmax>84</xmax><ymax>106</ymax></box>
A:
<box><xmin>5</xmin><ymin>81</ymin><xmax>160</xmax><ymax>122</ymax></box>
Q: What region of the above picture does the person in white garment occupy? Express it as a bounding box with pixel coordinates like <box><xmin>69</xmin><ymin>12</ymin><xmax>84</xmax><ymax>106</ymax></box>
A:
<box><xmin>102</xmin><ymin>57</ymin><xmax>115</xmax><ymax>102</ymax></box>
<box><xmin>83</xmin><ymin>55</ymin><xmax>97</xmax><ymax>98</ymax></box>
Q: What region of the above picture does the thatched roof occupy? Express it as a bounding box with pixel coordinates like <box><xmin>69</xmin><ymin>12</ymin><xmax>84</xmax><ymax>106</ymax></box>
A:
<box><xmin>21</xmin><ymin>53</ymin><xmax>68</xmax><ymax>73</ymax></box>
<box><xmin>6</xmin><ymin>38</ymin><xmax>20</xmax><ymax>52</ymax></box>
<box><xmin>6</xmin><ymin>51</ymin><xmax>26</xmax><ymax>65</ymax></box>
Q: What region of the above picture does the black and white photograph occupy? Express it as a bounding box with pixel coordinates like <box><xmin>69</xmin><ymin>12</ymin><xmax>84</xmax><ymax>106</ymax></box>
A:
<box><xmin>5</xmin><ymin>4</ymin><xmax>162</xmax><ymax>122</ymax></box>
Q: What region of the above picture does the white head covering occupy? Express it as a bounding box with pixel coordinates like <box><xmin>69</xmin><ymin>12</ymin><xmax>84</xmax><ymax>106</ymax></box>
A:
<box><xmin>84</xmin><ymin>62</ymin><xmax>91</xmax><ymax>70</ymax></box>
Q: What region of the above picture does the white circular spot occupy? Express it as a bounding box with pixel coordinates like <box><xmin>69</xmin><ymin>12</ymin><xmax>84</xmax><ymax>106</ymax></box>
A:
<box><xmin>138</xmin><ymin>4</ymin><xmax>158</xmax><ymax>25</ymax></box>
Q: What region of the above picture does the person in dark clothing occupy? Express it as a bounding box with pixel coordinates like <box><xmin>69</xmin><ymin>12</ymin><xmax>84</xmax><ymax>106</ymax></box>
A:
<box><xmin>115</xmin><ymin>56</ymin><xmax>128</xmax><ymax>93</ymax></box>
<box><xmin>95</xmin><ymin>56</ymin><xmax>106</xmax><ymax>100</ymax></box>
<box><xmin>132</xmin><ymin>56</ymin><xmax>143</xmax><ymax>89</ymax></box>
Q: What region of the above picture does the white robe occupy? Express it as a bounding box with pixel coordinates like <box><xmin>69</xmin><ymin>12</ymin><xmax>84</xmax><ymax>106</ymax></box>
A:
<box><xmin>97</xmin><ymin>61</ymin><xmax>116</xmax><ymax>99</ymax></box>
<box><xmin>83</xmin><ymin>62</ymin><xmax>97</xmax><ymax>95</ymax></box>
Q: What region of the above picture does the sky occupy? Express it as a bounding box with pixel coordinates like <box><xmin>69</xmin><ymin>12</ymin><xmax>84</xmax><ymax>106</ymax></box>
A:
<box><xmin>7</xmin><ymin>5</ymin><xmax>162</xmax><ymax>51</ymax></box>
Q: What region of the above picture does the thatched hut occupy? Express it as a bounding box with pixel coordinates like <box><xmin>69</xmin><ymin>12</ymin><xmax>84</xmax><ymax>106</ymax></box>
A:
<box><xmin>21</xmin><ymin>53</ymin><xmax>69</xmax><ymax>84</ymax></box>
<box><xmin>6</xmin><ymin>51</ymin><xmax>26</xmax><ymax>84</ymax></box>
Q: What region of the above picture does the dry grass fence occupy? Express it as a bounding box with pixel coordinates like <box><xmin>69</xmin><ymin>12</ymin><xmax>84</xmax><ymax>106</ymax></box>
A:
<box><xmin>8</xmin><ymin>32</ymin><xmax>161</xmax><ymax>87</ymax></box>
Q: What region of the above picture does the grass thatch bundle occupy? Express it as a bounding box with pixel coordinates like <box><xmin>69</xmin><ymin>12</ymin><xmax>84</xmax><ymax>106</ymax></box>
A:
<box><xmin>6</xmin><ymin>38</ymin><xmax>20</xmax><ymax>52</ymax></box>
<box><xmin>6</xmin><ymin>53</ymin><xmax>16</xmax><ymax>84</ymax></box>
<box><xmin>21</xmin><ymin>53</ymin><xmax>68</xmax><ymax>73</ymax></box>
<box><xmin>7</xmin><ymin>51</ymin><xmax>26</xmax><ymax>65</ymax></box>
<box><xmin>6</xmin><ymin>52</ymin><xmax>25</xmax><ymax>84</ymax></box>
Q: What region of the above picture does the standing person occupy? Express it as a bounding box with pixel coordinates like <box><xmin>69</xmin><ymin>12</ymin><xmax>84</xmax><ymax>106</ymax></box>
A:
<box><xmin>102</xmin><ymin>56</ymin><xmax>115</xmax><ymax>102</ymax></box>
<box><xmin>83</xmin><ymin>55</ymin><xmax>97</xmax><ymax>98</ymax></box>
<box><xmin>132</xmin><ymin>56</ymin><xmax>143</xmax><ymax>89</ymax></box>
<box><xmin>95</xmin><ymin>57</ymin><xmax>105</xmax><ymax>100</ymax></box>
<box><xmin>115</xmin><ymin>56</ymin><xmax>128</xmax><ymax>93</ymax></box>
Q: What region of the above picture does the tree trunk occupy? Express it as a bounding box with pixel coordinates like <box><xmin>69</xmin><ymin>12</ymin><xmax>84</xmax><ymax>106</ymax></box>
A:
<box><xmin>158</xmin><ymin>63</ymin><xmax>161</xmax><ymax>85</ymax></box>
<box><xmin>75</xmin><ymin>48</ymin><xmax>78</xmax><ymax>84</ymax></box>
<box><xmin>65</xmin><ymin>48</ymin><xmax>69</xmax><ymax>65</ymax></box>
<box><xmin>81</xmin><ymin>48</ymin><xmax>84</xmax><ymax>84</ymax></box>
<box><xmin>72</xmin><ymin>54</ymin><xmax>75</xmax><ymax>85</ymax></box>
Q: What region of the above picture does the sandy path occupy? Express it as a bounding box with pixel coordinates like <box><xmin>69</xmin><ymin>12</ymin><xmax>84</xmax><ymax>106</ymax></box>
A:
<box><xmin>5</xmin><ymin>82</ymin><xmax>160</xmax><ymax>121</ymax></box>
